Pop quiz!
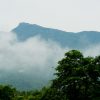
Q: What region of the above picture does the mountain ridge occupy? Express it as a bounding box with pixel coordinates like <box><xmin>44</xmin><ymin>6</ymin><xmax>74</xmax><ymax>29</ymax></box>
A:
<box><xmin>0</xmin><ymin>22</ymin><xmax>99</xmax><ymax>90</ymax></box>
<box><xmin>12</xmin><ymin>22</ymin><xmax>100</xmax><ymax>49</ymax></box>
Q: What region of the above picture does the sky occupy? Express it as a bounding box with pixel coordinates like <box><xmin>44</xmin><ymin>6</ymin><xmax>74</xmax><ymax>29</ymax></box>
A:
<box><xmin>0</xmin><ymin>0</ymin><xmax>100</xmax><ymax>32</ymax></box>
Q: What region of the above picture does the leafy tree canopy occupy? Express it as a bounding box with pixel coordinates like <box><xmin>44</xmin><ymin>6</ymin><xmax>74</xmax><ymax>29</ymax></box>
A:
<box><xmin>41</xmin><ymin>50</ymin><xmax>100</xmax><ymax>100</ymax></box>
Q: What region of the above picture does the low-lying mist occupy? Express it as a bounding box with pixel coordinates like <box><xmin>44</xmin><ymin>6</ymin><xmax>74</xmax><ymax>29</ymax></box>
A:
<box><xmin>0</xmin><ymin>31</ymin><xmax>100</xmax><ymax>90</ymax></box>
<box><xmin>0</xmin><ymin>32</ymin><xmax>68</xmax><ymax>90</ymax></box>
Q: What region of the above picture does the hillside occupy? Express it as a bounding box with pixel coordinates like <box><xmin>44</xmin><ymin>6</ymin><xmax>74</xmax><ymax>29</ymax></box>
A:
<box><xmin>12</xmin><ymin>22</ymin><xmax>100</xmax><ymax>49</ymax></box>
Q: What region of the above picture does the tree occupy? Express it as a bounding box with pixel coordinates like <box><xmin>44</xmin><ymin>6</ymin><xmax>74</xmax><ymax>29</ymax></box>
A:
<box><xmin>41</xmin><ymin>50</ymin><xmax>100</xmax><ymax>100</ymax></box>
<box><xmin>0</xmin><ymin>85</ymin><xmax>16</xmax><ymax>100</ymax></box>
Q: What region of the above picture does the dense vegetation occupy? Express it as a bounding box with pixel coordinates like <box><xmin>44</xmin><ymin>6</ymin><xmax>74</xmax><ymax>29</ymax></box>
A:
<box><xmin>0</xmin><ymin>50</ymin><xmax>100</xmax><ymax>100</ymax></box>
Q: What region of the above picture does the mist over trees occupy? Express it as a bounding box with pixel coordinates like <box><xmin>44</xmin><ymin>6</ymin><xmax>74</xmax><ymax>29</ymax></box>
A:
<box><xmin>41</xmin><ymin>50</ymin><xmax>100</xmax><ymax>100</ymax></box>
<box><xmin>0</xmin><ymin>50</ymin><xmax>100</xmax><ymax>100</ymax></box>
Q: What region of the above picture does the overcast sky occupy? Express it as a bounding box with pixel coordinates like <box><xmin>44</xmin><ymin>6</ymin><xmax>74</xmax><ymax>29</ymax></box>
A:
<box><xmin>0</xmin><ymin>0</ymin><xmax>100</xmax><ymax>32</ymax></box>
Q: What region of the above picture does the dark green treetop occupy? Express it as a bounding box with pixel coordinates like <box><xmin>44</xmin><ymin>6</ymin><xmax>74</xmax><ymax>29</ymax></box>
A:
<box><xmin>41</xmin><ymin>50</ymin><xmax>100</xmax><ymax>100</ymax></box>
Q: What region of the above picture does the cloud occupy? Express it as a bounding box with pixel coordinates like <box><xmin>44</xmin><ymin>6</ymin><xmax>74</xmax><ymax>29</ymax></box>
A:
<box><xmin>0</xmin><ymin>31</ymin><xmax>100</xmax><ymax>90</ymax></box>
<box><xmin>0</xmin><ymin>32</ymin><xmax>69</xmax><ymax>90</ymax></box>
<box><xmin>0</xmin><ymin>33</ymin><xmax>67</xmax><ymax>71</ymax></box>
<box><xmin>83</xmin><ymin>44</ymin><xmax>100</xmax><ymax>57</ymax></box>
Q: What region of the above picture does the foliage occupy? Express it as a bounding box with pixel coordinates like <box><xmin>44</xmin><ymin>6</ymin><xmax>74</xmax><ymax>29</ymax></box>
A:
<box><xmin>0</xmin><ymin>85</ymin><xmax>16</xmax><ymax>100</ymax></box>
<box><xmin>41</xmin><ymin>50</ymin><xmax>100</xmax><ymax>100</ymax></box>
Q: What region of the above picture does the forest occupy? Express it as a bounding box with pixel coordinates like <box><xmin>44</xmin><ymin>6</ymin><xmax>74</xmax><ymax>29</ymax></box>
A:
<box><xmin>0</xmin><ymin>50</ymin><xmax>100</xmax><ymax>100</ymax></box>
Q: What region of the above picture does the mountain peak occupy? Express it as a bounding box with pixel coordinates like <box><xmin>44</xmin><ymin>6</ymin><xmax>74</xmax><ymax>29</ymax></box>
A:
<box><xmin>12</xmin><ymin>22</ymin><xmax>100</xmax><ymax>49</ymax></box>
<box><xmin>19</xmin><ymin>22</ymin><xmax>38</xmax><ymax>26</ymax></box>
<box><xmin>17</xmin><ymin>22</ymin><xmax>44</xmax><ymax>29</ymax></box>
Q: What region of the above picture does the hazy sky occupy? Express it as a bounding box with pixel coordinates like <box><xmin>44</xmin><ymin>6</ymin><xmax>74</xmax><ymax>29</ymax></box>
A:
<box><xmin>0</xmin><ymin>0</ymin><xmax>100</xmax><ymax>32</ymax></box>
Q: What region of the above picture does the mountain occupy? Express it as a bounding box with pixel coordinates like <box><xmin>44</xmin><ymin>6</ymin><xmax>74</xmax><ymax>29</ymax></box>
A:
<box><xmin>12</xmin><ymin>22</ymin><xmax>100</xmax><ymax>49</ymax></box>
<box><xmin>0</xmin><ymin>22</ymin><xmax>99</xmax><ymax>90</ymax></box>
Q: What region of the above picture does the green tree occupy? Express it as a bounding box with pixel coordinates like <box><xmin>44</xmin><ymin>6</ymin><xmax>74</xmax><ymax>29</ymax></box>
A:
<box><xmin>0</xmin><ymin>85</ymin><xmax>16</xmax><ymax>100</ymax></box>
<box><xmin>41</xmin><ymin>50</ymin><xmax>100</xmax><ymax>100</ymax></box>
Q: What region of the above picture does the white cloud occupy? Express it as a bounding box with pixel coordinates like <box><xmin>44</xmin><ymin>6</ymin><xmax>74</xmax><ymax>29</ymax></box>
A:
<box><xmin>0</xmin><ymin>32</ymin><xmax>99</xmax><ymax>72</ymax></box>
<box><xmin>0</xmin><ymin>32</ymin><xmax>69</xmax><ymax>89</ymax></box>
<box><xmin>0</xmin><ymin>33</ymin><xmax>67</xmax><ymax>71</ymax></box>
<box><xmin>0</xmin><ymin>31</ymin><xmax>100</xmax><ymax>89</ymax></box>
<box><xmin>83</xmin><ymin>45</ymin><xmax>100</xmax><ymax>57</ymax></box>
